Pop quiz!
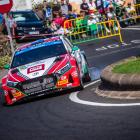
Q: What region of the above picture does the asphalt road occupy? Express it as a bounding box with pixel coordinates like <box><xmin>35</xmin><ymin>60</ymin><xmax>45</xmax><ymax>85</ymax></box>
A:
<box><xmin>0</xmin><ymin>27</ymin><xmax>140</xmax><ymax>140</ymax></box>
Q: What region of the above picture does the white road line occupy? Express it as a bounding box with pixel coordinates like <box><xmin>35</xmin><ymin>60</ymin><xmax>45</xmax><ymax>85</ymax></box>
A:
<box><xmin>87</xmin><ymin>45</ymin><xmax>140</xmax><ymax>59</ymax></box>
<box><xmin>69</xmin><ymin>80</ymin><xmax>140</xmax><ymax>107</ymax></box>
<box><xmin>122</xmin><ymin>28</ymin><xmax>140</xmax><ymax>30</ymax></box>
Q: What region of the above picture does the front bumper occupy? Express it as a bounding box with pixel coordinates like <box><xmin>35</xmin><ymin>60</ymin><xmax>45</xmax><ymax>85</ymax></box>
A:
<box><xmin>3</xmin><ymin>69</ymin><xmax>80</xmax><ymax>105</ymax></box>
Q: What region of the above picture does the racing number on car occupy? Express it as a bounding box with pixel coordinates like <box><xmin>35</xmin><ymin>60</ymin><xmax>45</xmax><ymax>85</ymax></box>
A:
<box><xmin>0</xmin><ymin>0</ymin><xmax>10</xmax><ymax>5</ymax></box>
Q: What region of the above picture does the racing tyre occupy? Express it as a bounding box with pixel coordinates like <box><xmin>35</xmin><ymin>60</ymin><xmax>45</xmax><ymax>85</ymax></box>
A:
<box><xmin>83</xmin><ymin>65</ymin><xmax>91</xmax><ymax>82</ymax></box>
<box><xmin>77</xmin><ymin>68</ymin><xmax>84</xmax><ymax>91</ymax></box>
<box><xmin>0</xmin><ymin>90</ymin><xmax>6</xmax><ymax>106</ymax></box>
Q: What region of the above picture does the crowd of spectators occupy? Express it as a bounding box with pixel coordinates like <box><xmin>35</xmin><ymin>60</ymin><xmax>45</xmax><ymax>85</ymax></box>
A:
<box><xmin>33</xmin><ymin>0</ymin><xmax>137</xmax><ymax>35</ymax></box>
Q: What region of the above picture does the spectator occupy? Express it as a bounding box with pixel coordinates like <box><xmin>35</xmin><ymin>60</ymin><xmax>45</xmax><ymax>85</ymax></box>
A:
<box><xmin>107</xmin><ymin>6</ymin><xmax>118</xmax><ymax>31</ymax></box>
<box><xmin>88</xmin><ymin>0</ymin><xmax>96</xmax><ymax>14</ymax></box>
<box><xmin>43</xmin><ymin>0</ymin><xmax>52</xmax><ymax>20</ymax></box>
<box><xmin>103</xmin><ymin>0</ymin><xmax>110</xmax><ymax>11</ymax></box>
<box><xmin>88</xmin><ymin>14</ymin><xmax>97</xmax><ymax>25</ymax></box>
<box><xmin>66</xmin><ymin>10</ymin><xmax>77</xmax><ymax>19</ymax></box>
<box><xmin>50</xmin><ymin>20</ymin><xmax>58</xmax><ymax>32</ymax></box>
<box><xmin>34</xmin><ymin>6</ymin><xmax>44</xmax><ymax>20</ymax></box>
<box><xmin>52</xmin><ymin>0</ymin><xmax>61</xmax><ymax>18</ymax></box>
<box><xmin>7</xmin><ymin>13</ymin><xmax>17</xmax><ymax>36</ymax></box>
<box><xmin>54</xmin><ymin>25</ymin><xmax>69</xmax><ymax>35</ymax></box>
<box><xmin>61</xmin><ymin>0</ymin><xmax>69</xmax><ymax>15</ymax></box>
<box><xmin>73</xmin><ymin>8</ymin><xmax>78</xmax><ymax>16</ymax></box>
<box><xmin>80</xmin><ymin>0</ymin><xmax>89</xmax><ymax>15</ymax></box>
<box><xmin>0</xmin><ymin>14</ymin><xmax>3</xmax><ymax>26</ymax></box>
<box><xmin>115</xmin><ymin>3</ymin><xmax>127</xmax><ymax>21</ymax></box>
<box><xmin>126</xmin><ymin>3</ymin><xmax>136</xmax><ymax>24</ymax></box>
<box><xmin>95</xmin><ymin>0</ymin><xmax>105</xmax><ymax>15</ymax></box>
<box><xmin>92</xmin><ymin>9</ymin><xmax>100</xmax><ymax>22</ymax></box>
<box><xmin>88</xmin><ymin>14</ymin><xmax>98</xmax><ymax>35</ymax></box>
<box><xmin>66</xmin><ymin>0</ymin><xmax>72</xmax><ymax>12</ymax></box>
<box><xmin>54</xmin><ymin>13</ymin><xmax>64</xmax><ymax>26</ymax></box>
<box><xmin>126</xmin><ymin>2</ymin><xmax>136</xmax><ymax>16</ymax></box>
<box><xmin>107</xmin><ymin>6</ymin><xmax>116</xmax><ymax>20</ymax></box>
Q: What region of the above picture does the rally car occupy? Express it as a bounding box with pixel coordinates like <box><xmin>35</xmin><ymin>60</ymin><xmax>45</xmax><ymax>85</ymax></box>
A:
<box><xmin>1</xmin><ymin>36</ymin><xmax>91</xmax><ymax>105</ymax></box>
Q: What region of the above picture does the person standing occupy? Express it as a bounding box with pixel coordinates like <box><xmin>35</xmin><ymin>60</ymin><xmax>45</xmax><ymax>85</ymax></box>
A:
<box><xmin>80</xmin><ymin>0</ymin><xmax>89</xmax><ymax>15</ymax></box>
<box><xmin>7</xmin><ymin>13</ymin><xmax>17</xmax><ymax>36</ymax></box>
<box><xmin>61</xmin><ymin>0</ymin><xmax>69</xmax><ymax>15</ymax></box>
<box><xmin>66</xmin><ymin>0</ymin><xmax>72</xmax><ymax>12</ymax></box>
<box><xmin>95</xmin><ymin>0</ymin><xmax>105</xmax><ymax>14</ymax></box>
<box><xmin>43</xmin><ymin>0</ymin><xmax>52</xmax><ymax>20</ymax></box>
<box><xmin>34</xmin><ymin>6</ymin><xmax>44</xmax><ymax>20</ymax></box>
<box><xmin>52</xmin><ymin>0</ymin><xmax>61</xmax><ymax>18</ymax></box>
<box><xmin>88</xmin><ymin>0</ymin><xmax>96</xmax><ymax>14</ymax></box>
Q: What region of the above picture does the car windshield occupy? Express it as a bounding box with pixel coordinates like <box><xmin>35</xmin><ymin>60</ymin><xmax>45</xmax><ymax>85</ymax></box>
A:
<box><xmin>12</xmin><ymin>12</ymin><xmax>40</xmax><ymax>22</ymax></box>
<box><xmin>11</xmin><ymin>42</ymin><xmax>67</xmax><ymax>68</ymax></box>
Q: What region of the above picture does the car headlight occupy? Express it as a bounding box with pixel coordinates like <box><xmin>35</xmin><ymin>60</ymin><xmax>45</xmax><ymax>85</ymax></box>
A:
<box><xmin>7</xmin><ymin>80</ymin><xmax>18</xmax><ymax>87</ymax></box>
<box><xmin>17</xmin><ymin>27</ymin><xmax>23</xmax><ymax>30</ymax></box>
<box><xmin>57</xmin><ymin>62</ymin><xmax>71</xmax><ymax>75</ymax></box>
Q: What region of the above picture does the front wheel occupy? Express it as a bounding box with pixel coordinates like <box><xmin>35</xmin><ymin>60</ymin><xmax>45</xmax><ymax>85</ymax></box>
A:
<box><xmin>83</xmin><ymin>64</ymin><xmax>91</xmax><ymax>82</ymax></box>
<box><xmin>77</xmin><ymin>68</ymin><xmax>84</xmax><ymax>91</ymax></box>
<box><xmin>0</xmin><ymin>91</ymin><xmax>6</xmax><ymax>106</ymax></box>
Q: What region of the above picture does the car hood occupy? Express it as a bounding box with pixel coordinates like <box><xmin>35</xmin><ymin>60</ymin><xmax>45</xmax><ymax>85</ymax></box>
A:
<box><xmin>16</xmin><ymin>21</ymin><xmax>43</xmax><ymax>28</ymax></box>
<box><xmin>8</xmin><ymin>54</ymin><xmax>69</xmax><ymax>82</ymax></box>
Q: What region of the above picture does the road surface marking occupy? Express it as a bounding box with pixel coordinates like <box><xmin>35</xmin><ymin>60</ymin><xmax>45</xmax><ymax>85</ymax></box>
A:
<box><xmin>69</xmin><ymin>80</ymin><xmax>140</xmax><ymax>107</ymax></box>
<box><xmin>122</xmin><ymin>28</ymin><xmax>140</xmax><ymax>30</ymax></box>
<box><xmin>87</xmin><ymin>45</ymin><xmax>140</xmax><ymax>59</ymax></box>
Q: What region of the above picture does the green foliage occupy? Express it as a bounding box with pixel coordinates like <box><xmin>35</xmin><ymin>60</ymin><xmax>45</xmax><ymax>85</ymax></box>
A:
<box><xmin>0</xmin><ymin>55</ymin><xmax>11</xmax><ymax>69</ymax></box>
<box><xmin>113</xmin><ymin>58</ymin><xmax>140</xmax><ymax>74</ymax></box>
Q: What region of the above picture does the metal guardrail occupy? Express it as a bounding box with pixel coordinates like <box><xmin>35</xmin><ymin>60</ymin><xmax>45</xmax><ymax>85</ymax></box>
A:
<box><xmin>64</xmin><ymin>19</ymin><xmax>123</xmax><ymax>44</ymax></box>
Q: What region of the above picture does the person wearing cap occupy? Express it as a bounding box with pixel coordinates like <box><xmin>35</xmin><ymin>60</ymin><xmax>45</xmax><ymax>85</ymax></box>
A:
<box><xmin>88</xmin><ymin>0</ymin><xmax>96</xmax><ymax>14</ymax></box>
<box><xmin>87</xmin><ymin>14</ymin><xmax>98</xmax><ymax>35</ymax></box>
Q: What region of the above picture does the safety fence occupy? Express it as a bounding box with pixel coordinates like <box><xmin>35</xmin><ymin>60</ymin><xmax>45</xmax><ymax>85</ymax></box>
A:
<box><xmin>64</xmin><ymin>18</ymin><xmax>122</xmax><ymax>44</ymax></box>
<box><xmin>119</xmin><ymin>4</ymin><xmax>140</xmax><ymax>25</ymax></box>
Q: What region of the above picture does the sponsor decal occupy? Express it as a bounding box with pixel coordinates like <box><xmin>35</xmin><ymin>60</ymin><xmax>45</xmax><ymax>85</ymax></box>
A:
<box><xmin>12</xmin><ymin>91</ymin><xmax>22</xmax><ymax>98</ymax></box>
<box><xmin>58</xmin><ymin>79</ymin><xmax>68</xmax><ymax>86</ymax></box>
<box><xmin>95</xmin><ymin>40</ymin><xmax>140</xmax><ymax>52</ymax></box>
<box><xmin>72</xmin><ymin>71</ymin><xmax>78</xmax><ymax>77</ymax></box>
<box><xmin>32</xmin><ymin>72</ymin><xmax>39</xmax><ymax>77</ymax></box>
<box><xmin>19</xmin><ymin>66</ymin><xmax>27</xmax><ymax>70</ymax></box>
<box><xmin>27</xmin><ymin>64</ymin><xmax>45</xmax><ymax>74</ymax></box>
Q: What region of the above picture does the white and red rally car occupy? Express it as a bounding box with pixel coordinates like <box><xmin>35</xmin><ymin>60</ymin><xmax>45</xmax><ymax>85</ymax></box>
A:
<box><xmin>1</xmin><ymin>36</ymin><xmax>91</xmax><ymax>105</ymax></box>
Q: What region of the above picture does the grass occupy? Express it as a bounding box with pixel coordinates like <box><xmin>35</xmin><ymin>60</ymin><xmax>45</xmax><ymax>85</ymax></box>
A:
<box><xmin>113</xmin><ymin>58</ymin><xmax>140</xmax><ymax>74</ymax></box>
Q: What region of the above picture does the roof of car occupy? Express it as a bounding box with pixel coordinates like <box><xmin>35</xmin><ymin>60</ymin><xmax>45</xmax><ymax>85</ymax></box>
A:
<box><xmin>16</xmin><ymin>36</ymin><xmax>63</xmax><ymax>53</ymax></box>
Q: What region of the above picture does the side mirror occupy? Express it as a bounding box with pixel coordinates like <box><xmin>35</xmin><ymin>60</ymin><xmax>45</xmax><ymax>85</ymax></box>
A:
<box><xmin>4</xmin><ymin>64</ymin><xmax>10</xmax><ymax>70</ymax></box>
<box><xmin>72</xmin><ymin>46</ymin><xmax>79</xmax><ymax>52</ymax></box>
